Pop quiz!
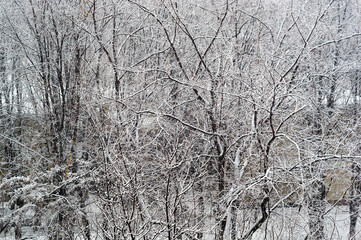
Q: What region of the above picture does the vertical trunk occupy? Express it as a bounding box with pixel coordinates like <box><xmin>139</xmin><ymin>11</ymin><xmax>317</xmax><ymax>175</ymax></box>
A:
<box><xmin>112</xmin><ymin>8</ymin><xmax>120</xmax><ymax>100</ymax></box>
<box><xmin>349</xmin><ymin>73</ymin><xmax>360</xmax><ymax>239</ymax></box>
<box><xmin>308</xmin><ymin>106</ymin><xmax>326</xmax><ymax>240</ymax></box>
<box><xmin>195</xmin><ymin>182</ymin><xmax>204</xmax><ymax>239</ymax></box>
<box><xmin>216</xmin><ymin>148</ymin><xmax>226</xmax><ymax>240</ymax></box>
<box><xmin>307</xmin><ymin>135</ymin><xmax>326</xmax><ymax>239</ymax></box>
<box><xmin>229</xmin><ymin>147</ymin><xmax>244</xmax><ymax>240</ymax></box>
<box><xmin>230</xmin><ymin>199</ymin><xmax>239</xmax><ymax>240</ymax></box>
<box><xmin>349</xmin><ymin>163</ymin><xmax>361</xmax><ymax>239</ymax></box>
<box><xmin>80</xmin><ymin>190</ymin><xmax>91</xmax><ymax>240</ymax></box>
<box><xmin>209</xmin><ymin>75</ymin><xmax>227</xmax><ymax>240</ymax></box>
<box><xmin>14</xmin><ymin>225</ymin><xmax>22</xmax><ymax>240</ymax></box>
<box><xmin>306</xmin><ymin>73</ymin><xmax>330</xmax><ymax>240</ymax></box>
<box><xmin>307</xmin><ymin>169</ymin><xmax>326</xmax><ymax>240</ymax></box>
<box><xmin>165</xmin><ymin>175</ymin><xmax>172</xmax><ymax>240</ymax></box>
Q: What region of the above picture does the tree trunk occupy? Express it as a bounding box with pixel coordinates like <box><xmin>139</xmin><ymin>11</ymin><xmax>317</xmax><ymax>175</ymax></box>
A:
<box><xmin>349</xmin><ymin>163</ymin><xmax>361</xmax><ymax>239</ymax></box>
<box><xmin>307</xmin><ymin>170</ymin><xmax>326</xmax><ymax>240</ymax></box>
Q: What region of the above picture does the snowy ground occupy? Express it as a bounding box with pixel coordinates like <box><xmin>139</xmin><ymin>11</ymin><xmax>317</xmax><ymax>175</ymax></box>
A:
<box><xmin>1</xmin><ymin>205</ymin><xmax>360</xmax><ymax>239</ymax></box>
<box><xmin>250</xmin><ymin>206</ymin><xmax>360</xmax><ymax>240</ymax></box>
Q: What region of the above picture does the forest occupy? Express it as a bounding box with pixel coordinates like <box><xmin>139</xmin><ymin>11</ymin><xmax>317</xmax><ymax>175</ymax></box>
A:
<box><xmin>0</xmin><ymin>0</ymin><xmax>361</xmax><ymax>239</ymax></box>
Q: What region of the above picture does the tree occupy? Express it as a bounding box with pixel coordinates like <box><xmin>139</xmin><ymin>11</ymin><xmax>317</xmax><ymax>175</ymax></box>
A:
<box><xmin>1</xmin><ymin>0</ymin><xmax>361</xmax><ymax>239</ymax></box>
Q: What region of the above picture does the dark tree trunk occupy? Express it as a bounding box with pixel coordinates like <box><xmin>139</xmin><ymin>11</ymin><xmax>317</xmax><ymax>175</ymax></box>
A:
<box><xmin>349</xmin><ymin>163</ymin><xmax>361</xmax><ymax>239</ymax></box>
<box><xmin>307</xmin><ymin>169</ymin><xmax>326</xmax><ymax>240</ymax></box>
